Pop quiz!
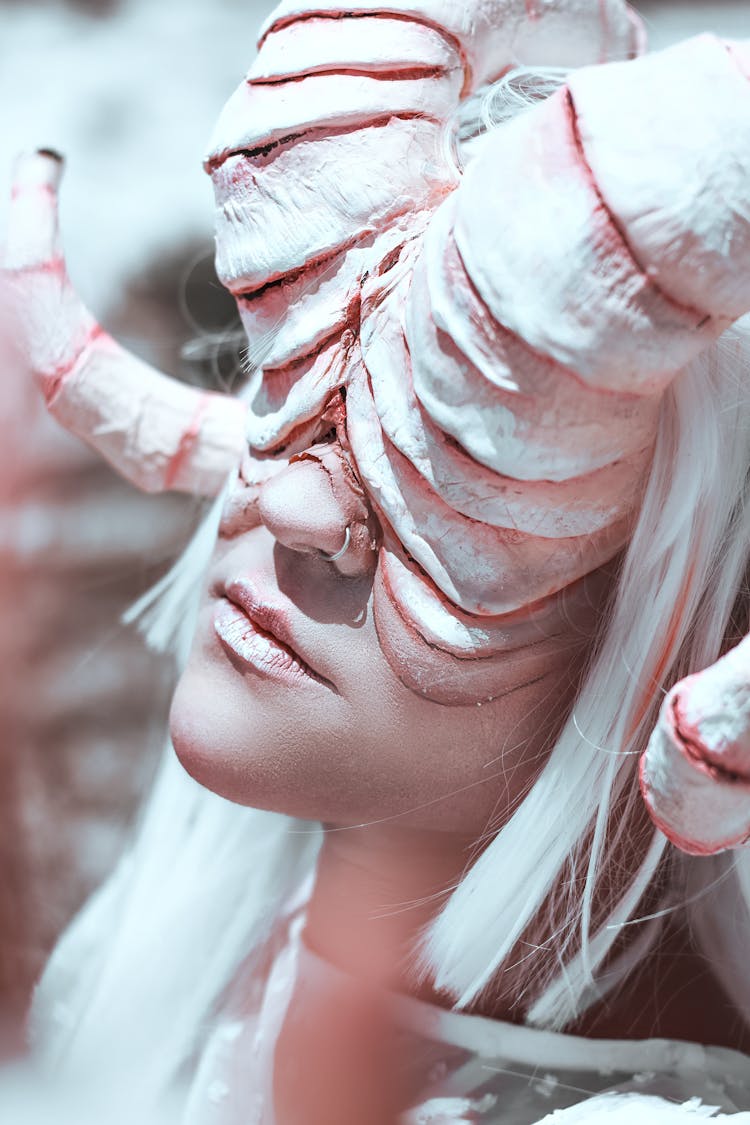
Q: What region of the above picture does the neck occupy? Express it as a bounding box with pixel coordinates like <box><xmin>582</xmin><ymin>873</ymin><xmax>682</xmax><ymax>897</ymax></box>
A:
<box><xmin>304</xmin><ymin>823</ymin><xmax>478</xmax><ymax>995</ymax></box>
<box><xmin>272</xmin><ymin>823</ymin><xmax>479</xmax><ymax>1124</ymax></box>
<box><xmin>273</xmin><ymin>822</ymin><xmax>750</xmax><ymax>1125</ymax></box>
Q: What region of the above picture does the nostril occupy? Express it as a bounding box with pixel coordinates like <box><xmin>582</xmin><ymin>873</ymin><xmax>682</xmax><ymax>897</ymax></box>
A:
<box><xmin>218</xmin><ymin>476</ymin><xmax>263</xmax><ymax>539</ymax></box>
<box><xmin>319</xmin><ymin>526</ymin><xmax>352</xmax><ymax>563</ymax></box>
<box><xmin>258</xmin><ymin>457</ymin><xmax>352</xmax><ymax>559</ymax></box>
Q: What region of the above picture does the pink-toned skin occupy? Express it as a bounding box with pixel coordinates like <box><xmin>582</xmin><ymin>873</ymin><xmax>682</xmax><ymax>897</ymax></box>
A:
<box><xmin>200</xmin><ymin>19</ymin><xmax>750</xmax><ymax>890</ymax></box>
<box><xmin>176</xmin><ymin>0</ymin><xmax>647</xmax><ymax>821</ymax></box>
<box><xmin>202</xmin><ymin>0</ymin><xmax>651</xmax><ymax>644</ymax></box>
<box><xmin>172</xmin><ymin>432</ymin><xmax>591</xmax><ymax>828</ymax></box>
<box><xmin>174</xmin><ymin>7</ymin><xmax>750</xmax><ymax>782</ymax></box>
<box><xmin>172</xmin><ymin>27</ymin><xmax>750</xmax><ymax>1097</ymax></box>
<box><xmin>1</xmin><ymin>152</ymin><xmax>246</xmax><ymax>496</ymax></box>
<box><xmin>8</xmin><ymin>0</ymin><xmax>750</xmax><ymax>862</ymax></box>
<box><xmin>6</xmin><ymin>4</ymin><xmax>750</xmax><ymax>1109</ymax></box>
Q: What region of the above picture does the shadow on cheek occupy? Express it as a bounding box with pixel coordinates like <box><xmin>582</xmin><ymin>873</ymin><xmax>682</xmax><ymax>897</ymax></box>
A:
<box><xmin>273</xmin><ymin>542</ymin><xmax>372</xmax><ymax>627</ymax></box>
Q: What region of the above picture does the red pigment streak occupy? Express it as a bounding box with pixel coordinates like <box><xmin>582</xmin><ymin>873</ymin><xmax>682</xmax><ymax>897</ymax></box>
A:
<box><xmin>378</xmin><ymin>513</ymin><xmax>566</xmax><ymax>630</ymax></box>
<box><xmin>626</xmin><ymin>563</ymin><xmax>696</xmax><ymax>744</ymax></box>
<box><xmin>10</xmin><ymin>182</ymin><xmax>56</xmax><ymax>202</ymax></box>
<box><xmin>637</xmin><ymin>755</ymin><xmax>744</xmax><ymax>856</ymax></box>
<box><xmin>164</xmin><ymin>394</ymin><xmax>213</xmax><ymax>489</ymax></box>
<box><xmin>43</xmin><ymin>323</ymin><xmax>105</xmax><ymax>407</ymax></box>
<box><xmin>448</xmin><ymin>228</ymin><xmax>649</xmax><ymax>403</ymax></box>
<box><xmin>627</xmin><ymin>7</ymin><xmax>647</xmax><ymax>58</ymax></box>
<box><xmin>670</xmin><ymin>693</ymin><xmax>750</xmax><ymax>786</ymax></box>
<box><xmin>598</xmin><ymin>0</ymin><xmax>610</xmax><ymax>64</ymax></box>
<box><xmin>257</xmin><ymin>10</ymin><xmax>472</xmax><ymax>97</ymax></box>
<box><xmin>379</xmin><ymin>544</ymin><xmax>474</xmax><ymax>656</ymax></box>
<box><xmin>7</xmin><ymin>256</ymin><xmax>66</xmax><ymax>278</ymax></box>
<box><xmin>564</xmin><ymin>89</ymin><xmax>712</xmax><ymax>325</ymax></box>
<box><xmin>726</xmin><ymin>42</ymin><xmax>750</xmax><ymax>83</ymax></box>
<box><xmin>233</xmin><ymin>231</ymin><xmax>372</xmax><ymax>300</ymax></box>
<box><xmin>256</xmin><ymin>329</ymin><xmax>355</xmax><ymax>422</ymax></box>
<box><xmin>207</xmin><ymin>111</ymin><xmax>441</xmax><ymax>175</ymax></box>
<box><xmin>263</xmin><ymin>323</ymin><xmax>343</xmax><ymax>373</ymax></box>
<box><xmin>255</xmin><ymin>386</ymin><xmax>348</xmax><ymax>457</ymax></box>
<box><xmin>232</xmin><ymin>191</ymin><xmax>433</xmax><ymax>302</ymax></box>
<box><xmin>437</xmin><ymin>406</ymin><xmax>652</xmax><ymax>492</ymax></box>
<box><xmin>249</xmin><ymin>64</ymin><xmax>448</xmax><ymax>86</ymax></box>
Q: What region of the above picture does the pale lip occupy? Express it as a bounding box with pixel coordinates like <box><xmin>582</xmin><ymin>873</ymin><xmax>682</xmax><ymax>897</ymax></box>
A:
<box><xmin>213</xmin><ymin>577</ymin><xmax>338</xmax><ymax>693</ymax></box>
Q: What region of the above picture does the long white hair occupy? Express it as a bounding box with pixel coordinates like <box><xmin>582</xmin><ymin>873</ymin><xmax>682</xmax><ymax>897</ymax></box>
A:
<box><xmin>29</xmin><ymin>73</ymin><xmax>750</xmax><ymax>1115</ymax></box>
<box><xmin>424</xmin><ymin>319</ymin><xmax>750</xmax><ymax>1027</ymax></box>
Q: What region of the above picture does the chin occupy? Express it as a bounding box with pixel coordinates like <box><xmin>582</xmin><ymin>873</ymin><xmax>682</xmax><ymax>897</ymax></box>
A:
<box><xmin>169</xmin><ymin>670</ymin><xmax>235</xmax><ymax>799</ymax></box>
<box><xmin>168</xmin><ymin>663</ymin><xmax>334</xmax><ymax>819</ymax></box>
<box><xmin>167</xmin><ymin>664</ymin><xmax>265</xmax><ymax>807</ymax></box>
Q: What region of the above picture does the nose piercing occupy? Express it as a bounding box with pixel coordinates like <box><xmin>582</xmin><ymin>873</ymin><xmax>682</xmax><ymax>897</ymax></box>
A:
<box><xmin>320</xmin><ymin>526</ymin><xmax>351</xmax><ymax>563</ymax></box>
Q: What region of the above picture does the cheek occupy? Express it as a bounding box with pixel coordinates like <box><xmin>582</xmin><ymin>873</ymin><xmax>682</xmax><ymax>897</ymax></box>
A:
<box><xmin>170</xmin><ymin>596</ymin><xmax>575</xmax><ymax>830</ymax></box>
<box><xmin>344</xmin><ymin>673</ymin><xmax>569</xmax><ymax>834</ymax></box>
<box><xmin>169</xmin><ymin>654</ymin><xmax>351</xmax><ymax>817</ymax></box>
<box><xmin>167</xmin><ymin>617</ymin><xmax>390</xmax><ymax>820</ymax></box>
<box><xmin>169</xmin><ymin>654</ymin><xmax>426</xmax><ymax>823</ymax></box>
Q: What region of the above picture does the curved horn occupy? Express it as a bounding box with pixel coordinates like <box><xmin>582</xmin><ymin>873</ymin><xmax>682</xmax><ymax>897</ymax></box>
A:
<box><xmin>343</xmin><ymin>33</ymin><xmax>750</xmax><ymax>638</ymax></box>
<box><xmin>629</xmin><ymin>39</ymin><xmax>750</xmax><ymax>857</ymax></box>
<box><xmin>416</xmin><ymin>34</ymin><xmax>750</xmax><ymax>1013</ymax></box>
<box><xmin>1</xmin><ymin>151</ymin><xmax>246</xmax><ymax>495</ymax></box>
<box><xmin>257</xmin><ymin>0</ymin><xmax>644</xmax><ymax>89</ymax></box>
<box><xmin>206</xmin><ymin>0</ymin><xmax>643</xmax><ymax>455</ymax></box>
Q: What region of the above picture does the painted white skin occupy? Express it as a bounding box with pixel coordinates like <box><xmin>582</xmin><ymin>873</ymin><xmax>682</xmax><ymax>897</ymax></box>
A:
<box><xmin>203</xmin><ymin>0</ymin><xmax>650</xmax><ymax>651</ymax></box>
<box><xmin>181</xmin><ymin>0</ymin><xmax>750</xmax><ymax>1016</ymax></box>
<box><xmin>205</xmin><ymin>25</ymin><xmax>750</xmax><ymax>701</ymax></box>
<box><xmin>188</xmin><ymin>30</ymin><xmax>750</xmax><ymax>1092</ymax></box>
<box><xmin>7</xmin><ymin>0</ymin><xmax>750</xmax><ymax>858</ymax></box>
<box><xmin>1</xmin><ymin>151</ymin><xmax>246</xmax><ymax>495</ymax></box>
<box><xmin>633</xmin><ymin>38</ymin><xmax>750</xmax><ymax>857</ymax></box>
<box><xmin>12</xmin><ymin>8</ymin><xmax>750</xmax><ymax>1120</ymax></box>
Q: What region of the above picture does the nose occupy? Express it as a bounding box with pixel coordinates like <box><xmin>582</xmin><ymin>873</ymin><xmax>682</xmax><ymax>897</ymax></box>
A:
<box><xmin>258</xmin><ymin>441</ymin><xmax>379</xmax><ymax>578</ymax></box>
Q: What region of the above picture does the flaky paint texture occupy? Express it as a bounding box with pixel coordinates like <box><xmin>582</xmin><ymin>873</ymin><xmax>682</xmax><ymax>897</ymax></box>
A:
<box><xmin>5</xmin><ymin>0</ymin><xmax>750</xmax><ymax>957</ymax></box>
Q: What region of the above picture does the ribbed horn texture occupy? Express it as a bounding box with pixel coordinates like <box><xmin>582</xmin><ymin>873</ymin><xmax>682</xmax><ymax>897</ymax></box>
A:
<box><xmin>348</xmin><ymin>33</ymin><xmax>748</xmax><ymax>683</ymax></box>
<box><xmin>205</xmin><ymin>0</ymin><xmax>640</xmax><ymax>459</ymax></box>
<box><xmin>420</xmin><ymin>33</ymin><xmax>750</xmax><ymax>1011</ymax></box>
<box><xmin>206</xmin><ymin>0</ymin><xmax>643</xmax><ymax>702</ymax></box>
<box><xmin>637</xmin><ymin>39</ymin><xmax>750</xmax><ymax>859</ymax></box>
<box><xmin>1</xmin><ymin>150</ymin><xmax>246</xmax><ymax>495</ymax></box>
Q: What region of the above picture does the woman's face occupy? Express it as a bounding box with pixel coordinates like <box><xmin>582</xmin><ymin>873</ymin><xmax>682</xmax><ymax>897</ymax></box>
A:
<box><xmin>170</xmin><ymin>434</ymin><xmax>598</xmax><ymax>833</ymax></box>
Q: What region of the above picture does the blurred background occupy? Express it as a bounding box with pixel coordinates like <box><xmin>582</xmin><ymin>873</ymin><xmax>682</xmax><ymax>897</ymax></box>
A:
<box><xmin>0</xmin><ymin>0</ymin><xmax>747</xmax><ymax>1053</ymax></box>
<box><xmin>0</xmin><ymin>0</ymin><xmax>276</xmax><ymax>1048</ymax></box>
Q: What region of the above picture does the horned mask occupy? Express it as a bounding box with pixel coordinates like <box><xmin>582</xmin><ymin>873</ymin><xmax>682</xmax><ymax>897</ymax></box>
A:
<box><xmin>3</xmin><ymin>1</ymin><xmax>750</xmax><ymax>856</ymax></box>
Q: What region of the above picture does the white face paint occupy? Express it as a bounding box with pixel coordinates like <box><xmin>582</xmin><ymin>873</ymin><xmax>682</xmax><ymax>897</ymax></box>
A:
<box><xmin>170</xmin><ymin>435</ymin><xmax>592</xmax><ymax>828</ymax></box>
<box><xmin>173</xmin><ymin>0</ymin><xmax>655</xmax><ymax>824</ymax></box>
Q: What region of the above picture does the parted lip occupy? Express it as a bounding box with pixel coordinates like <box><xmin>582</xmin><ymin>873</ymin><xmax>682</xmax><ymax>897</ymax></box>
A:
<box><xmin>219</xmin><ymin>576</ymin><xmax>337</xmax><ymax>690</ymax></box>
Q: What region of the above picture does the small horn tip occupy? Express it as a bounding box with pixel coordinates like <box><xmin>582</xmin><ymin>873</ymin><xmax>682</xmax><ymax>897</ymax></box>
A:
<box><xmin>37</xmin><ymin>147</ymin><xmax>65</xmax><ymax>165</ymax></box>
<box><xmin>12</xmin><ymin>149</ymin><xmax>65</xmax><ymax>192</ymax></box>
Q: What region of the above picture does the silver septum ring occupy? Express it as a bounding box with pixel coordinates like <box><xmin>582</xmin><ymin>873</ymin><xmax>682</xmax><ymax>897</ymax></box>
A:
<box><xmin>321</xmin><ymin>526</ymin><xmax>351</xmax><ymax>563</ymax></box>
